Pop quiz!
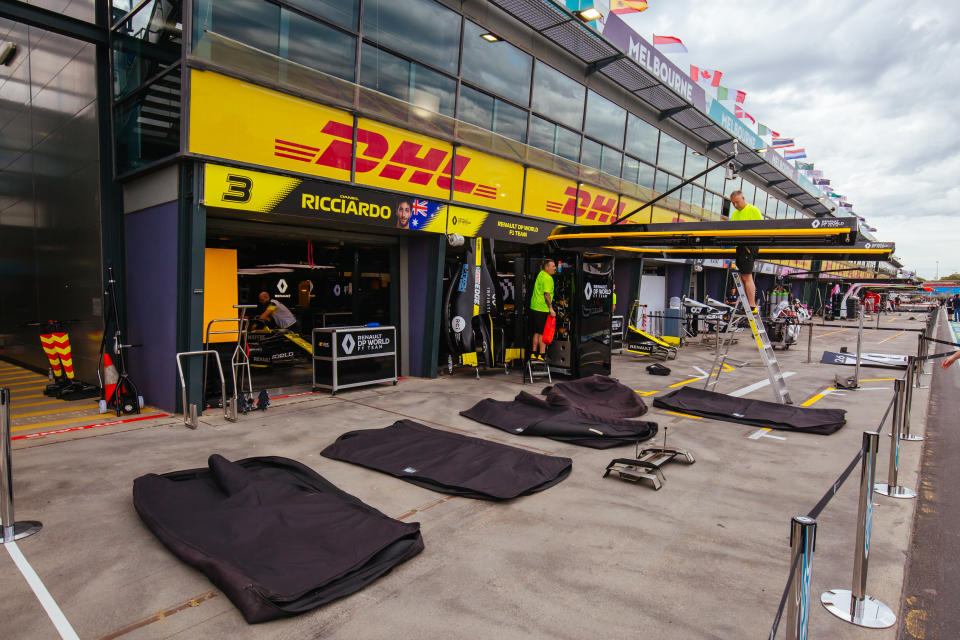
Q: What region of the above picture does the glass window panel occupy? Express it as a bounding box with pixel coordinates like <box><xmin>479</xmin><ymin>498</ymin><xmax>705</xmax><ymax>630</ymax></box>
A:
<box><xmin>705</xmin><ymin>166</ymin><xmax>726</xmax><ymax>193</ymax></box>
<box><xmin>655</xmin><ymin>170</ymin><xmax>678</xmax><ymax>193</ymax></box>
<box><xmin>411</xmin><ymin>63</ymin><xmax>456</xmax><ymax>116</ymax></box>
<box><xmin>601</xmin><ymin>146</ymin><xmax>622</xmax><ymax>177</ymax></box>
<box><xmin>703</xmin><ymin>192</ymin><xmax>714</xmax><ymax>213</ymax></box>
<box><xmin>710</xmin><ymin>193</ymin><xmax>723</xmax><ymax>214</ymax></box>
<box><xmin>724</xmin><ymin>176</ymin><xmax>741</xmax><ymax>196</ymax></box>
<box><xmin>625</xmin><ymin>113</ymin><xmax>658</xmax><ymax>163</ymax></box>
<box><xmin>283</xmin><ymin>10</ymin><xmax>356</xmax><ymax>81</ymax></box>
<box><xmin>684</xmin><ymin>147</ymin><xmax>707</xmax><ymax>182</ymax></box>
<box><xmin>493</xmin><ymin>98</ymin><xmax>527</xmax><ymax>143</ymax></box>
<box><xmin>462</xmin><ymin>20</ymin><xmax>532</xmax><ymax>105</ymax></box>
<box><xmin>691</xmin><ymin>185</ymin><xmax>704</xmax><ymax>209</ymax></box>
<box><xmin>114</xmin><ymin>0</ymin><xmax>182</xmax><ymax>100</ymax></box>
<box><xmin>529</xmin><ymin>115</ymin><xmax>555</xmax><ymax>153</ymax></box>
<box><xmin>555</xmin><ymin>124</ymin><xmax>581</xmax><ymax>162</ymax></box>
<box><xmin>532</xmin><ymin>61</ymin><xmax>584</xmax><ymax>130</ymax></box>
<box><xmin>584</xmin><ymin>90</ymin><xmax>626</xmax><ymax>148</ymax></box>
<box><xmin>622</xmin><ymin>155</ymin><xmax>640</xmax><ymax>184</ymax></box>
<box><xmin>580</xmin><ymin>138</ymin><xmax>601</xmax><ymax>169</ymax></box>
<box><xmin>680</xmin><ymin>184</ymin><xmax>692</xmax><ymax>204</ymax></box>
<box><xmin>657</xmin><ymin>133</ymin><xmax>685</xmax><ymax>175</ymax></box>
<box><xmin>286</xmin><ymin>0</ymin><xmax>358</xmax><ymax>29</ymax></box>
<box><xmin>362</xmin><ymin>0</ymin><xmax>460</xmax><ymax>73</ymax></box>
<box><xmin>753</xmin><ymin>187</ymin><xmax>766</xmax><ymax>209</ymax></box>
<box><xmin>360</xmin><ymin>42</ymin><xmax>412</xmax><ymax>103</ymax></box>
<box><xmin>209</xmin><ymin>0</ymin><xmax>279</xmax><ymax>54</ymax></box>
<box><xmin>637</xmin><ymin>161</ymin><xmax>655</xmax><ymax>189</ymax></box>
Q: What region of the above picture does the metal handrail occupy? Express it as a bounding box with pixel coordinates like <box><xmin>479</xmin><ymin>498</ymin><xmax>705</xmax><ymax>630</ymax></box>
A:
<box><xmin>175</xmin><ymin>350</ymin><xmax>233</xmax><ymax>429</ymax></box>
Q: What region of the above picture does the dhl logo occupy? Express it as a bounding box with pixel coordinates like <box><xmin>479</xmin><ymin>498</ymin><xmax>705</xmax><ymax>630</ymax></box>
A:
<box><xmin>545</xmin><ymin>186</ymin><xmax>627</xmax><ymax>224</ymax></box>
<box><xmin>273</xmin><ymin>123</ymin><xmax>499</xmax><ymax>200</ymax></box>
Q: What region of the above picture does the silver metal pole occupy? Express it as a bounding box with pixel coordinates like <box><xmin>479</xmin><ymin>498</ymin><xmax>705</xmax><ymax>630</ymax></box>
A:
<box><xmin>807</xmin><ymin>321</ymin><xmax>814</xmax><ymax>364</ymax></box>
<box><xmin>821</xmin><ymin>431</ymin><xmax>896</xmax><ymax>627</ymax></box>
<box><xmin>786</xmin><ymin>515</ymin><xmax>817</xmax><ymax>640</ymax></box>
<box><xmin>853</xmin><ymin>304</ymin><xmax>864</xmax><ymax>387</ymax></box>
<box><xmin>901</xmin><ymin>357</ymin><xmax>921</xmax><ymax>441</ymax></box>
<box><xmin>0</xmin><ymin>388</ymin><xmax>42</xmax><ymax>543</ymax></box>
<box><xmin>876</xmin><ymin>379</ymin><xmax>916</xmax><ymax>499</ymax></box>
<box><xmin>916</xmin><ymin>333</ymin><xmax>925</xmax><ymax>386</ymax></box>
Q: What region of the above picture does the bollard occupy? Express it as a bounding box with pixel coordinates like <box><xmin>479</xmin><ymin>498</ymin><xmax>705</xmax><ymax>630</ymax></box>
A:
<box><xmin>807</xmin><ymin>321</ymin><xmax>814</xmax><ymax>364</ymax></box>
<box><xmin>875</xmin><ymin>379</ymin><xmax>916</xmax><ymax>499</ymax></box>
<box><xmin>0</xmin><ymin>388</ymin><xmax>42</xmax><ymax>543</ymax></box>
<box><xmin>900</xmin><ymin>357</ymin><xmax>922</xmax><ymax>441</ymax></box>
<box><xmin>821</xmin><ymin>432</ymin><xmax>896</xmax><ymax>628</ymax></box>
<box><xmin>786</xmin><ymin>515</ymin><xmax>817</xmax><ymax>640</ymax></box>
<box><xmin>853</xmin><ymin>305</ymin><xmax>865</xmax><ymax>387</ymax></box>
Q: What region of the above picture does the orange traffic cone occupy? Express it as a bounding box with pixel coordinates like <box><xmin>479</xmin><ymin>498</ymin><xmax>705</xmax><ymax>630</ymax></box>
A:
<box><xmin>103</xmin><ymin>352</ymin><xmax>119</xmax><ymax>406</ymax></box>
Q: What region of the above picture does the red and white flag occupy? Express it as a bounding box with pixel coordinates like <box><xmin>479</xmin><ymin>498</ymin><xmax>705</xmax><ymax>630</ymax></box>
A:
<box><xmin>652</xmin><ymin>35</ymin><xmax>687</xmax><ymax>53</ymax></box>
<box><xmin>689</xmin><ymin>65</ymin><xmax>723</xmax><ymax>87</ymax></box>
<box><xmin>734</xmin><ymin>105</ymin><xmax>756</xmax><ymax>124</ymax></box>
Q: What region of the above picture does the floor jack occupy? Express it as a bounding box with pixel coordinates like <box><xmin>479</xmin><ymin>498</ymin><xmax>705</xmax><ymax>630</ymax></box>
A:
<box><xmin>98</xmin><ymin>266</ymin><xmax>144</xmax><ymax>415</ymax></box>
<box><xmin>603</xmin><ymin>428</ymin><xmax>695</xmax><ymax>490</ymax></box>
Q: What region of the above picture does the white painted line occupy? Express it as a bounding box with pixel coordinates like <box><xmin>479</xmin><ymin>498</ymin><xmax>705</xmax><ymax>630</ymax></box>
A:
<box><xmin>692</xmin><ymin>365</ymin><xmax>708</xmax><ymax>377</ymax></box>
<box><xmin>4</xmin><ymin>541</ymin><xmax>79</xmax><ymax>640</ymax></box>
<box><xmin>729</xmin><ymin>372</ymin><xmax>796</xmax><ymax>397</ymax></box>
<box><xmin>748</xmin><ymin>428</ymin><xmax>787</xmax><ymax>441</ymax></box>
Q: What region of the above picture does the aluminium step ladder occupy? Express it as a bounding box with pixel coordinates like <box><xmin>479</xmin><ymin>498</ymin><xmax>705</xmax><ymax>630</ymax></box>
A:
<box><xmin>705</xmin><ymin>270</ymin><xmax>792</xmax><ymax>404</ymax></box>
<box><xmin>525</xmin><ymin>354</ymin><xmax>552</xmax><ymax>384</ymax></box>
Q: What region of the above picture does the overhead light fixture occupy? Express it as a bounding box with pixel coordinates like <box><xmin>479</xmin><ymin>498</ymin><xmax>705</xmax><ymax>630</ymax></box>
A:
<box><xmin>575</xmin><ymin>7</ymin><xmax>603</xmax><ymax>21</ymax></box>
<box><xmin>755</xmin><ymin>147</ymin><xmax>768</xmax><ymax>153</ymax></box>
<box><xmin>480</xmin><ymin>32</ymin><xmax>500</xmax><ymax>42</ymax></box>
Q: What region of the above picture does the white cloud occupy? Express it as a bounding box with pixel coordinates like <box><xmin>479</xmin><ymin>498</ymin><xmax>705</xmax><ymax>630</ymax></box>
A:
<box><xmin>620</xmin><ymin>0</ymin><xmax>960</xmax><ymax>278</ymax></box>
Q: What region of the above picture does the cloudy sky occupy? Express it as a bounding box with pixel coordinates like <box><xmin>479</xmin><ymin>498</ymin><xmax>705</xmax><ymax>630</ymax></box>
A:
<box><xmin>611</xmin><ymin>0</ymin><xmax>960</xmax><ymax>279</ymax></box>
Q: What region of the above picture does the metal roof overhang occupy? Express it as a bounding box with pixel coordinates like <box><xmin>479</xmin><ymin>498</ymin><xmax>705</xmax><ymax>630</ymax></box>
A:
<box><xmin>488</xmin><ymin>0</ymin><xmax>834</xmax><ymax>217</ymax></box>
<box><xmin>600</xmin><ymin>243</ymin><xmax>895</xmax><ymax>262</ymax></box>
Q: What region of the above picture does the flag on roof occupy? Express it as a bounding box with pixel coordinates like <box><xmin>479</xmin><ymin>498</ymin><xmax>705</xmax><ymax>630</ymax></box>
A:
<box><xmin>795</xmin><ymin>162</ymin><xmax>814</xmax><ymax>170</ymax></box>
<box><xmin>653</xmin><ymin>35</ymin><xmax>687</xmax><ymax>53</ymax></box>
<box><xmin>735</xmin><ymin>90</ymin><xmax>746</xmax><ymax>103</ymax></box>
<box><xmin>690</xmin><ymin>65</ymin><xmax>723</xmax><ymax>87</ymax></box>
<box><xmin>734</xmin><ymin>105</ymin><xmax>755</xmax><ymax>124</ymax></box>
<box><xmin>611</xmin><ymin>0</ymin><xmax>649</xmax><ymax>14</ymax></box>
<box><xmin>808</xmin><ymin>169</ymin><xmax>823</xmax><ymax>178</ymax></box>
<box><xmin>784</xmin><ymin>149</ymin><xmax>807</xmax><ymax>160</ymax></box>
<box><xmin>717</xmin><ymin>86</ymin><xmax>728</xmax><ymax>100</ymax></box>
<box><xmin>771</xmin><ymin>137</ymin><xmax>794</xmax><ymax>148</ymax></box>
<box><xmin>814</xmin><ymin>178</ymin><xmax>831</xmax><ymax>186</ymax></box>
<box><xmin>841</xmin><ymin>203</ymin><xmax>854</xmax><ymax>209</ymax></box>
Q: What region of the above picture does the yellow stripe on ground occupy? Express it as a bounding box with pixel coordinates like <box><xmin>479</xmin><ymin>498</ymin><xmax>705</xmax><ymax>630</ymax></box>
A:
<box><xmin>817</xmin><ymin>328</ymin><xmax>849</xmax><ymax>338</ymax></box>
<box><xmin>0</xmin><ymin>374</ymin><xmax>45</xmax><ymax>382</ymax></box>
<box><xmin>12</xmin><ymin>409</ymin><xmax>161</xmax><ymax>433</ymax></box>
<box><xmin>13</xmin><ymin>404</ymin><xmax>100</xmax><ymax>419</ymax></box>
<box><xmin>9</xmin><ymin>398</ymin><xmax>68</xmax><ymax>409</ymax></box>
<box><xmin>634</xmin><ymin>390</ymin><xmax>659</xmax><ymax>396</ymax></box>
<box><xmin>11</xmin><ymin>393</ymin><xmax>47</xmax><ymax>400</ymax></box>
<box><xmin>880</xmin><ymin>331</ymin><xmax>905</xmax><ymax>343</ymax></box>
<box><xmin>801</xmin><ymin>387</ymin><xmax>835</xmax><ymax>407</ymax></box>
<box><xmin>665</xmin><ymin>411</ymin><xmax>703</xmax><ymax>419</ymax></box>
<box><xmin>1</xmin><ymin>380</ymin><xmax>47</xmax><ymax>388</ymax></box>
<box><xmin>888</xmin><ymin>317</ymin><xmax>897</xmax><ymax>323</ymax></box>
<box><xmin>668</xmin><ymin>377</ymin><xmax>700</xmax><ymax>388</ymax></box>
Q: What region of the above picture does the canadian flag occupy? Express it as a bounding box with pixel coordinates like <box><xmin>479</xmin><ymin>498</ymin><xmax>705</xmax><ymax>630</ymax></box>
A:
<box><xmin>689</xmin><ymin>65</ymin><xmax>723</xmax><ymax>88</ymax></box>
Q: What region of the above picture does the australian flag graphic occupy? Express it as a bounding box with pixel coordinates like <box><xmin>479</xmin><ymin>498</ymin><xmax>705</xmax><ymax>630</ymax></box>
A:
<box><xmin>408</xmin><ymin>198</ymin><xmax>444</xmax><ymax>231</ymax></box>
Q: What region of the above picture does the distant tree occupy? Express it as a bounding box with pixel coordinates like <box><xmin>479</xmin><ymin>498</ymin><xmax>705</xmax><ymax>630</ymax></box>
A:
<box><xmin>943</xmin><ymin>273</ymin><xmax>960</xmax><ymax>282</ymax></box>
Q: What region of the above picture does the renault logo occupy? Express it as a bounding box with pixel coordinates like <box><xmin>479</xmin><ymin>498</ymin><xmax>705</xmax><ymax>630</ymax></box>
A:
<box><xmin>811</xmin><ymin>220</ymin><xmax>821</xmax><ymax>228</ymax></box>
<box><xmin>341</xmin><ymin>334</ymin><xmax>355</xmax><ymax>354</ymax></box>
<box><xmin>277</xmin><ymin>279</ymin><xmax>288</xmax><ymax>293</ymax></box>
<box><xmin>584</xmin><ymin>282</ymin><xmax>593</xmax><ymax>300</ymax></box>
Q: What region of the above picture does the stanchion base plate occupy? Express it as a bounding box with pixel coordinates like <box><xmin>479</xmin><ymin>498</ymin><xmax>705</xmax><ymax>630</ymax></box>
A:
<box><xmin>2</xmin><ymin>520</ymin><xmax>42</xmax><ymax>543</ymax></box>
<box><xmin>874</xmin><ymin>483</ymin><xmax>917</xmax><ymax>499</ymax></box>
<box><xmin>900</xmin><ymin>435</ymin><xmax>924</xmax><ymax>441</ymax></box>
<box><xmin>821</xmin><ymin>589</ymin><xmax>896</xmax><ymax>628</ymax></box>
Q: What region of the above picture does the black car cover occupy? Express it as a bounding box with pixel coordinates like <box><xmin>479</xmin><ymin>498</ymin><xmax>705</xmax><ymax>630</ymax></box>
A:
<box><xmin>133</xmin><ymin>455</ymin><xmax>423</xmax><ymax>624</ymax></box>
<box><xmin>541</xmin><ymin>375</ymin><xmax>649</xmax><ymax>419</ymax></box>
<box><xmin>461</xmin><ymin>377</ymin><xmax>658</xmax><ymax>449</ymax></box>
<box><xmin>652</xmin><ymin>387</ymin><xmax>846</xmax><ymax>435</ymax></box>
<box><xmin>321</xmin><ymin>420</ymin><xmax>572</xmax><ymax>500</ymax></box>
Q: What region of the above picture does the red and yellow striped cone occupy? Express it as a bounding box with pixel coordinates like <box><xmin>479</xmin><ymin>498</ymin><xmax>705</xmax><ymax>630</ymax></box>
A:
<box><xmin>40</xmin><ymin>333</ymin><xmax>65</xmax><ymax>379</ymax></box>
<box><xmin>51</xmin><ymin>332</ymin><xmax>75</xmax><ymax>380</ymax></box>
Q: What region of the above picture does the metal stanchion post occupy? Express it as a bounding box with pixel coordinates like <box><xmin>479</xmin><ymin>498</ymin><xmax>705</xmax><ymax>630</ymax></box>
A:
<box><xmin>899</xmin><ymin>357</ymin><xmax>922</xmax><ymax>441</ymax></box>
<box><xmin>876</xmin><ymin>379</ymin><xmax>916</xmax><ymax>499</ymax></box>
<box><xmin>822</xmin><ymin>431</ymin><xmax>896</xmax><ymax>628</ymax></box>
<box><xmin>786</xmin><ymin>515</ymin><xmax>817</xmax><ymax>640</ymax></box>
<box><xmin>1</xmin><ymin>388</ymin><xmax>42</xmax><ymax>543</ymax></box>
<box><xmin>916</xmin><ymin>333</ymin><xmax>927</xmax><ymax>387</ymax></box>
<box><xmin>807</xmin><ymin>321</ymin><xmax>814</xmax><ymax>364</ymax></box>
<box><xmin>854</xmin><ymin>305</ymin><xmax>865</xmax><ymax>387</ymax></box>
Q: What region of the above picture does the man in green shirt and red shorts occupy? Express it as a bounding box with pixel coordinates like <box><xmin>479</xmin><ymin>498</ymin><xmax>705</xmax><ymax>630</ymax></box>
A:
<box><xmin>529</xmin><ymin>258</ymin><xmax>557</xmax><ymax>360</ymax></box>
<box><xmin>729</xmin><ymin>190</ymin><xmax>762</xmax><ymax>313</ymax></box>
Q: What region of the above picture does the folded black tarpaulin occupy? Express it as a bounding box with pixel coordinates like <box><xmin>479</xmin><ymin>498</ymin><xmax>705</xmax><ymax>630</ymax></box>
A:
<box><xmin>321</xmin><ymin>420</ymin><xmax>572</xmax><ymax>500</ymax></box>
<box><xmin>540</xmin><ymin>374</ymin><xmax>650</xmax><ymax>419</ymax></box>
<box><xmin>461</xmin><ymin>375</ymin><xmax>658</xmax><ymax>449</ymax></box>
<box><xmin>133</xmin><ymin>454</ymin><xmax>423</xmax><ymax>623</ymax></box>
<box><xmin>652</xmin><ymin>387</ymin><xmax>846</xmax><ymax>435</ymax></box>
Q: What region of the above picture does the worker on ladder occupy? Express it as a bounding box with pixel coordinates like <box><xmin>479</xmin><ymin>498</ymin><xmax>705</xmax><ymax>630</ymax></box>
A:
<box><xmin>728</xmin><ymin>190</ymin><xmax>762</xmax><ymax>313</ymax></box>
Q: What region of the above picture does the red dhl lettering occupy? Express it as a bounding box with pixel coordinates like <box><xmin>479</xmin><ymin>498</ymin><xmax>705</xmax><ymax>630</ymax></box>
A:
<box><xmin>560</xmin><ymin>186</ymin><xmax>626</xmax><ymax>223</ymax></box>
<box><xmin>272</xmin><ymin>124</ymin><xmax>499</xmax><ymax>198</ymax></box>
